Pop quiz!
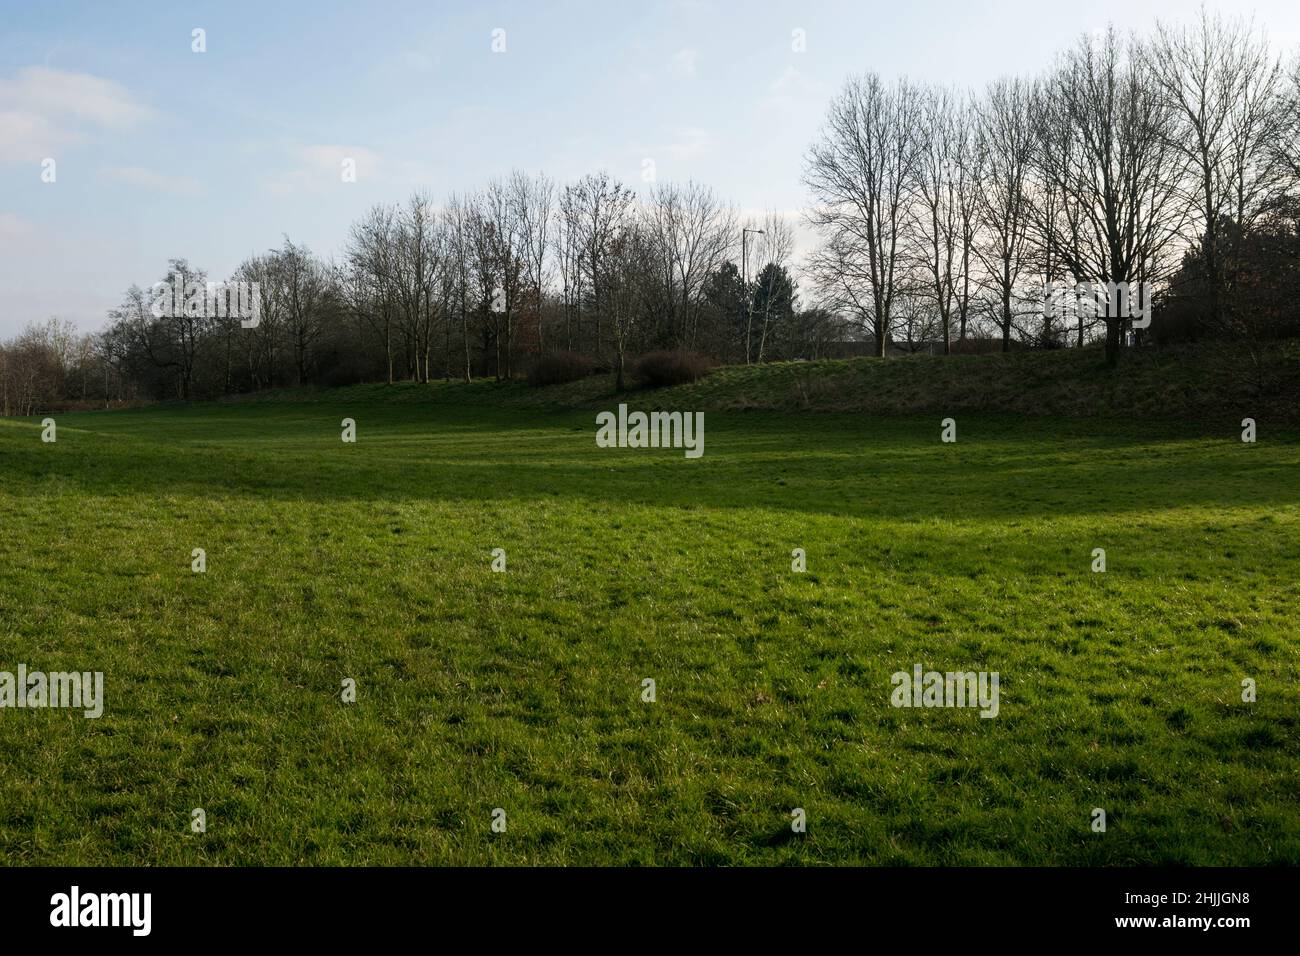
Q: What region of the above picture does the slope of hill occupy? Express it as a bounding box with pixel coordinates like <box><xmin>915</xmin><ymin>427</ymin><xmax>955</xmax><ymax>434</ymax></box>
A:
<box><xmin>226</xmin><ymin>339</ymin><xmax>1300</xmax><ymax>426</ymax></box>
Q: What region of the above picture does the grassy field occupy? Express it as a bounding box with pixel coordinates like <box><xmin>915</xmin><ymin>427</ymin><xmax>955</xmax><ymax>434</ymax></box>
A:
<box><xmin>1</xmin><ymin>379</ymin><xmax>1297</xmax><ymax>865</ymax></box>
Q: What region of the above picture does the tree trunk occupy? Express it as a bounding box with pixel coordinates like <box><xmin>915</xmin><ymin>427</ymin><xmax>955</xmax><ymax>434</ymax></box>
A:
<box><xmin>1104</xmin><ymin>319</ymin><xmax>1121</xmax><ymax>367</ymax></box>
<box><xmin>462</xmin><ymin>303</ymin><xmax>471</xmax><ymax>383</ymax></box>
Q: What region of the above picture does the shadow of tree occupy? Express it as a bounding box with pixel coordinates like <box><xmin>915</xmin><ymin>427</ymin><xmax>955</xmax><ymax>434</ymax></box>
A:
<box><xmin>3</xmin><ymin>404</ymin><xmax>1297</xmax><ymax>523</ymax></box>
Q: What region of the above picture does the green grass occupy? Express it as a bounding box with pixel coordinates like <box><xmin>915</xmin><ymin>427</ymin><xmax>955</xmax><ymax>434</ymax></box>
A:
<box><xmin>0</xmin><ymin>383</ymin><xmax>1297</xmax><ymax>865</ymax></box>
<box><xmin>290</xmin><ymin>340</ymin><xmax>1300</xmax><ymax>425</ymax></box>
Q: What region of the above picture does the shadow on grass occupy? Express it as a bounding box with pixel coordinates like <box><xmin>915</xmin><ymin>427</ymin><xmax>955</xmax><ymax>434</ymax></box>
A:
<box><xmin>2</xmin><ymin>404</ymin><xmax>1298</xmax><ymax>521</ymax></box>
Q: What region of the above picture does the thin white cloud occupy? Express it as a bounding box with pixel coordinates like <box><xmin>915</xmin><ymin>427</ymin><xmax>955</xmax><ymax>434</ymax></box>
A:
<box><xmin>99</xmin><ymin>166</ymin><xmax>203</xmax><ymax>196</ymax></box>
<box><xmin>0</xmin><ymin>66</ymin><xmax>153</xmax><ymax>126</ymax></box>
<box><xmin>0</xmin><ymin>109</ymin><xmax>80</xmax><ymax>162</ymax></box>
<box><xmin>266</xmin><ymin>144</ymin><xmax>384</xmax><ymax>195</ymax></box>
<box><xmin>762</xmin><ymin>66</ymin><xmax>828</xmax><ymax>112</ymax></box>
<box><xmin>0</xmin><ymin>66</ymin><xmax>152</xmax><ymax>163</ymax></box>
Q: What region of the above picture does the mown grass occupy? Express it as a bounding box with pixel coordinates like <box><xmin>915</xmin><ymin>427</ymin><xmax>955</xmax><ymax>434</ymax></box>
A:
<box><xmin>0</xmin><ymin>386</ymin><xmax>1297</xmax><ymax>865</ymax></box>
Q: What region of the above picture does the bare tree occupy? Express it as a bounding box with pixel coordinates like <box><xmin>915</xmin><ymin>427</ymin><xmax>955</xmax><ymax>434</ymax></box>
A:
<box><xmin>1151</xmin><ymin>10</ymin><xmax>1287</xmax><ymax>336</ymax></box>
<box><xmin>554</xmin><ymin>184</ymin><xmax>586</xmax><ymax>352</ymax></box>
<box><xmin>568</xmin><ymin>171</ymin><xmax>635</xmax><ymax>366</ymax></box>
<box><xmin>645</xmin><ymin>181</ymin><xmax>735</xmax><ymax>350</ymax></box>
<box><xmin>1275</xmin><ymin>55</ymin><xmax>1300</xmax><ymax>184</ymax></box>
<box><xmin>441</xmin><ymin>195</ymin><xmax>475</xmax><ymax>382</ymax></box>
<box><xmin>480</xmin><ymin>179</ymin><xmax>526</xmax><ymax>378</ymax></box>
<box><xmin>343</xmin><ymin>204</ymin><xmax>400</xmax><ymax>383</ymax></box>
<box><xmin>749</xmin><ymin>210</ymin><xmax>795</xmax><ymax>362</ymax></box>
<box><xmin>974</xmin><ymin>77</ymin><xmax>1036</xmax><ymax>351</ymax></box>
<box><xmin>912</xmin><ymin>86</ymin><xmax>969</xmax><ymax>354</ymax></box>
<box><xmin>392</xmin><ymin>193</ymin><xmax>441</xmax><ymax>382</ymax></box>
<box><xmin>604</xmin><ymin>222</ymin><xmax>652</xmax><ymax>392</ymax></box>
<box><xmin>511</xmin><ymin>171</ymin><xmax>554</xmax><ymax>355</ymax></box>
<box><xmin>462</xmin><ymin>193</ymin><xmax>507</xmax><ymax>378</ymax></box>
<box><xmin>277</xmin><ymin>239</ymin><xmax>330</xmax><ymax>385</ymax></box>
<box><xmin>806</xmin><ymin>73</ymin><xmax>924</xmax><ymax>357</ymax></box>
<box><xmin>1030</xmin><ymin>27</ymin><xmax>1188</xmax><ymax>366</ymax></box>
<box><xmin>233</xmin><ymin>253</ymin><xmax>285</xmax><ymax>390</ymax></box>
<box><xmin>129</xmin><ymin>260</ymin><xmax>209</xmax><ymax>399</ymax></box>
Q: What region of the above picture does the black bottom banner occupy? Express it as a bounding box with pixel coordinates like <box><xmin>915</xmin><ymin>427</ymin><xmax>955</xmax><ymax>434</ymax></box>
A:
<box><xmin>0</xmin><ymin>866</ymin><xmax>1292</xmax><ymax>943</ymax></box>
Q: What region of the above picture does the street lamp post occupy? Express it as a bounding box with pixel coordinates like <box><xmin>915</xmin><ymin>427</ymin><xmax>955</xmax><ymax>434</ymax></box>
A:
<box><xmin>742</xmin><ymin>227</ymin><xmax>764</xmax><ymax>365</ymax></box>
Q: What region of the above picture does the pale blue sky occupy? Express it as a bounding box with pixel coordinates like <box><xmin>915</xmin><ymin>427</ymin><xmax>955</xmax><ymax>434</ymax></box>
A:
<box><xmin>2</xmin><ymin>0</ymin><xmax>1298</xmax><ymax>337</ymax></box>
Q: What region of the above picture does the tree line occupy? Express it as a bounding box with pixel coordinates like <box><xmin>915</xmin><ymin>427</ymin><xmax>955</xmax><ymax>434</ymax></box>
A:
<box><xmin>807</xmin><ymin>11</ymin><xmax>1300</xmax><ymax>366</ymax></box>
<box><xmin>3</xmin><ymin>172</ymin><xmax>827</xmax><ymax>411</ymax></box>
<box><xmin>3</xmin><ymin>10</ymin><xmax>1298</xmax><ymax>413</ymax></box>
